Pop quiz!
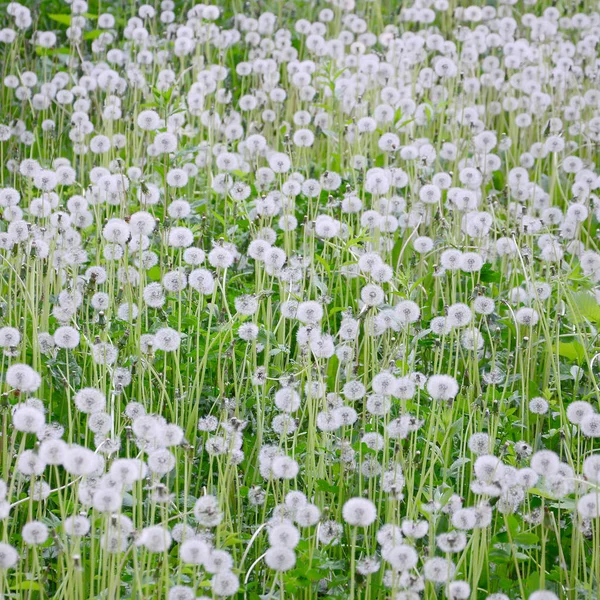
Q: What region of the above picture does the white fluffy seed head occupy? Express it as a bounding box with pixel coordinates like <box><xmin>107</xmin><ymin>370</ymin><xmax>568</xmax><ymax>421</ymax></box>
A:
<box><xmin>342</xmin><ymin>498</ymin><xmax>377</xmax><ymax>527</ymax></box>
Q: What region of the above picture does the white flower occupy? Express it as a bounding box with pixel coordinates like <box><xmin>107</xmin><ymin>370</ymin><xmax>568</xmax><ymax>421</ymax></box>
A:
<box><xmin>342</xmin><ymin>498</ymin><xmax>377</xmax><ymax>527</ymax></box>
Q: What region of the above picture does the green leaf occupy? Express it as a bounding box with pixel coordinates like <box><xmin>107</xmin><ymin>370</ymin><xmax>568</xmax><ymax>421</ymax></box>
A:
<box><xmin>569</xmin><ymin>291</ymin><xmax>600</xmax><ymax>324</ymax></box>
<box><xmin>305</xmin><ymin>568</ymin><xmax>322</xmax><ymax>581</ymax></box>
<box><xmin>556</xmin><ymin>340</ymin><xmax>585</xmax><ymax>362</ymax></box>
<box><xmin>16</xmin><ymin>581</ymin><xmax>41</xmax><ymax>590</ymax></box>
<box><xmin>493</xmin><ymin>170</ymin><xmax>505</xmax><ymax>190</ymax></box>
<box><xmin>313</xmin><ymin>252</ymin><xmax>331</xmax><ymax>274</ymax></box>
<box><xmin>36</xmin><ymin>47</ymin><xmax>70</xmax><ymax>56</ymax></box>
<box><xmin>514</xmin><ymin>532</ymin><xmax>539</xmax><ymax>546</ymax></box>
<box><xmin>48</xmin><ymin>13</ymin><xmax>72</xmax><ymax>25</ymax></box>
<box><xmin>525</xmin><ymin>571</ymin><xmax>541</xmax><ymax>594</ymax></box>
<box><xmin>84</xmin><ymin>30</ymin><xmax>104</xmax><ymax>40</ymax></box>
<box><xmin>528</xmin><ymin>487</ymin><xmax>556</xmax><ymax>500</ymax></box>
<box><xmin>479</xmin><ymin>263</ymin><xmax>501</xmax><ymax>283</ymax></box>
<box><xmin>489</xmin><ymin>548</ymin><xmax>511</xmax><ymax>564</ymax></box>
<box><xmin>148</xmin><ymin>266</ymin><xmax>162</xmax><ymax>282</ymax></box>
<box><xmin>447</xmin><ymin>417</ymin><xmax>464</xmax><ymax>438</ymax></box>
<box><xmin>446</xmin><ymin>457</ymin><xmax>470</xmax><ymax>478</ymax></box>
<box><xmin>321</xmin><ymin>128</ymin><xmax>339</xmax><ymax>142</ymax></box>
<box><xmin>438</xmin><ymin>487</ymin><xmax>456</xmax><ymax>506</ymax></box>
<box><xmin>316</xmin><ymin>479</ymin><xmax>339</xmax><ymax>494</ymax></box>
<box><xmin>505</xmin><ymin>515</ymin><xmax>520</xmax><ymax>536</ymax></box>
<box><xmin>210</xmin><ymin>210</ymin><xmax>227</xmax><ymax>229</ymax></box>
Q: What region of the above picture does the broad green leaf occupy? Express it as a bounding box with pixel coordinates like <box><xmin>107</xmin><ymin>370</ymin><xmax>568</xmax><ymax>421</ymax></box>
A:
<box><xmin>48</xmin><ymin>14</ymin><xmax>72</xmax><ymax>25</ymax></box>
<box><xmin>569</xmin><ymin>291</ymin><xmax>600</xmax><ymax>324</ymax></box>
